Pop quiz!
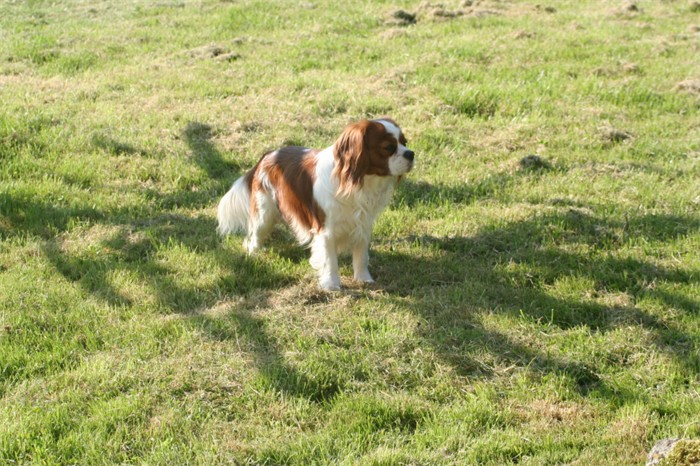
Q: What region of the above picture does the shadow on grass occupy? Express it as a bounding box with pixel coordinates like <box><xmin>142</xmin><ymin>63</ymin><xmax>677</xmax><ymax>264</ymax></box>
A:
<box><xmin>3</xmin><ymin>122</ymin><xmax>346</xmax><ymax>403</ymax></box>
<box><xmin>393</xmin><ymin>161</ymin><xmax>559</xmax><ymax>208</ymax></box>
<box><xmin>182</xmin><ymin>122</ymin><xmax>240</xmax><ymax>181</ymax></box>
<box><xmin>373</xmin><ymin>206</ymin><xmax>699</xmax><ymax>400</ymax></box>
<box><xmin>192</xmin><ymin>307</ymin><xmax>345</xmax><ymax>402</ymax></box>
<box><xmin>147</xmin><ymin>122</ymin><xmax>243</xmax><ymax>210</ymax></box>
<box><xmin>91</xmin><ymin>133</ymin><xmax>141</xmax><ymax>156</ymax></box>
<box><xmin>394</xmin><ymin>175</ymin><xmax>514</xmax><ymax>207</ymax></box>
<box><xmin>5</xmin><ymin>125</ymin><xmax>699</xmax><ymax>405</ymax></box>
<box><xmin>0</xmin><ymin>191</ymin><xmax>106</xmax><ymax>239</ymax></box>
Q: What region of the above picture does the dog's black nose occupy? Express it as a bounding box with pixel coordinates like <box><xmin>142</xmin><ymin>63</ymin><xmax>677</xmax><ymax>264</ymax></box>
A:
<box><xmin>403</xmin><ymin>150</ymin><xmax>414</xmax><ymax>162</ymax></box>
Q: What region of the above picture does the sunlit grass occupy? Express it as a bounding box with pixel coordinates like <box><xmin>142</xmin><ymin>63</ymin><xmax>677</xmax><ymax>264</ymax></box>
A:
<box><xmin>1</xmin><ymin>0</ymin><xmax>699</xmax><ymax>464</ymax></box>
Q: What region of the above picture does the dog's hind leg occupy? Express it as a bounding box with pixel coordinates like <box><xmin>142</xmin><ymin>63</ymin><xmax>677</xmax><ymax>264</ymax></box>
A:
<box><xmin>245</xmin><ymin>190</ymin><xmax>280</xmax><ymax>254</ymax></box>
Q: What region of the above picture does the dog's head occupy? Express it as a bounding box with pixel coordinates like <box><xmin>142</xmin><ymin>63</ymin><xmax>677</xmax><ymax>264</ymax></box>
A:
<box><xmin>333</xmin><ymin>118</ymin><xmax>414</xmax><ymax>195</ymax></box>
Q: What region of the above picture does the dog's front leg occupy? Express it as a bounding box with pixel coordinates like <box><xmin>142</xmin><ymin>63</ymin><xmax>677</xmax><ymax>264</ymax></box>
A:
<box><xmin>352</xmin><ymin>241</ymin><xmax>374</xmax><ymax>283</ymax></box>
<box><xmin>310</xmin><ymin>233</ymin><xmax>341</xmax><ymax>291</ymax></box>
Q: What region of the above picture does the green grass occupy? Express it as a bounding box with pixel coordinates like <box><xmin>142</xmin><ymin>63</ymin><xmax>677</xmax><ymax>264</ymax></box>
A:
<box><xmin>1</xmin><ymin>0</ymin><xmax>699</xmax><ymax>464</ymax></box>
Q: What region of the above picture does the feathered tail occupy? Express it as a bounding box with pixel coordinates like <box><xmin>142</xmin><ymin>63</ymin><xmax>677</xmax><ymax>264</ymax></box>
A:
<box><xmin>217</xmin><ymin>176</ymin><xmax>251</xmax><ymax>235</ymax></box>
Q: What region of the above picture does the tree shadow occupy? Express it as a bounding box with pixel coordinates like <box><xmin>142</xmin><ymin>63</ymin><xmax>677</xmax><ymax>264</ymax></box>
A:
<box><xmin>373</xmin><ymin>206</ymin><xmax>699</xmax><ymax>401</ymax></box>
<box><xmin>0</xmin><ymin>191</ymin><xmax>106</xmax><ymax>240</ymax></box>
<box><xmin>4</xmin><ymin>122</ymin><xmax>341</xmax><ymax>403</ymax></box>
<box><xmin>393</xmin><ymin>162</ymin><xmax>559</xmax><ymax>208</ymax></box>
<box><xmin>8</xmin><ymin>124</ymin><xmax>699</xmax><ymax>406</ymax></box>
<box><xmin>394</xmin><ymin>174</ymin><xmax>515</xmax><ymax>208</ymax></box>
<box><xmin>182</xmin><ymin>121</ymin><xmax>242</xmax><ymax>184</ymax></box>
<box><xmin>192</xmin><ymin>306</ymin><xmax>345</xmax><ymax>402</ymax></box>
<box><xmin>91</xmin><ymin>133</ymin><xmax>141</xmax><ymax>157</ymax></box>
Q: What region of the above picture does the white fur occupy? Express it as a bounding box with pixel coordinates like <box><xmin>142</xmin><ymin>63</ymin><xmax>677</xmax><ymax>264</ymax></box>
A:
<box><xmin>388</xmin><ymin>153</ymin><xmax>413</xmax><ymax>176</ymax></box>
<box><xmin>244</xmin><ymin>189</ymin><xmax>279</xmax><ymax>254</ymax></box>
<box><xmin>310</xmin><ymin>147</ymin><xmax>398</xmax><ymax>289</ymax></box>
<box><xmin>376</xmin><ymin>119</ymin><xmax>401</xmax><ymax>140</ymax></box>
<box><xmin>217</xmin><ymin>177</ymin><xmax>250</xmax><ymax>235</ymax></box>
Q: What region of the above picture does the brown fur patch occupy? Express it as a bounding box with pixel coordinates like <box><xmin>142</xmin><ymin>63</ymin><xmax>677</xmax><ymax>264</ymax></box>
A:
<box><xmin>333</xmin><ymin>120</ymin><xmax>401</xmax><ymax>195</ymax></box>
<box><xmin>256</xmin><ymin>147</ymin><xmax>325</xmax><ymax>234</ymax></box>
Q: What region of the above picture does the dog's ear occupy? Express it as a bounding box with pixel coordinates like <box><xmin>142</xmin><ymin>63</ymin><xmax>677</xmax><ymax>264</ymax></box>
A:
<box><xmin>333</xmin><ymin>120</ymin><xmax>372</xmax><ymax>195</ymax></box>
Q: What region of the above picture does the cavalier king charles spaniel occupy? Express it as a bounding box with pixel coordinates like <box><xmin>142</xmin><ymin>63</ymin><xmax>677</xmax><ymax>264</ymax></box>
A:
<box><xmin>217</xmin><ymin>118</ymin><xmax>414</xmax><ymax>290</ymax></box>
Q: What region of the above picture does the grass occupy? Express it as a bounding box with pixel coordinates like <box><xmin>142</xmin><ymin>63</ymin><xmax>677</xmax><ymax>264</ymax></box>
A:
<box><xmin>1</xmin><ymin>0</ymin><xmax>699</xmax><ymax>464</ymax></box>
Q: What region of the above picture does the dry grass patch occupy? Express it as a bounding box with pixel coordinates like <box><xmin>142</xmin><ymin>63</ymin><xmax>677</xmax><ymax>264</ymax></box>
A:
<box><xmin>675</xmin><ymin>79</ymin><xmax>700</xmax><ymax>95</ymax></box>
<box><xmin>513</xmin><ymin>399</ymin><xmax>597</xmax><ymax>430</ymax></box>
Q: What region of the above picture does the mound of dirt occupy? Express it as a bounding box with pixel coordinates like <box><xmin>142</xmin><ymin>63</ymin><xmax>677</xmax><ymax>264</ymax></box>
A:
<box><xmin>511</xmin><ymin>30</ymin><xmax>535</xmax><ymax>39</ymax></box>
<box><xmin>622</xmin><ymin>63</ymin><xmax>641</xmax><ymax>74</ymax></box>
<box><xmin>519</xmin><ymin>155</ymin><xmax>552</xmax><ymax>171</ymax></box>
<box><xmin>385</xmin><ymin>9</ymin><xmax>417</xmax><ymax>26</ymax></box>
<box><xmin>599</xmin><ymin>126</ymin><xmax>632</xmax><ymax>143</ymax></box>
<box><xmin>420</xmin><ymin>3</ymin><xmax>465</xmax><ymax>20</ymax></box>
<box><xmin>386</xmin><ymin>0</ymin><xmax>517</xmax><ymax>26</ymax></box>
<box><xmin>187</xmin><ymin>44</ymin><xmax>241</xmax><ymax>62</ymax></box>
<box><xmin>611</xmin><ymin>2</ymin><xmax>642</xmax><ymax>16</ymax></box>
<box><xmin>675</xmin><ymin>79</ymin><xmax>700</xmax><ymax>94</ymax></box>
<box><xmin>536</xmin><ymin>5</ymin><xmax>557</xmax><ymax>13</ymax></box>
<box><xmin>413</xmin><ymin>1</ymin><xmax>508</xmax><ymax>21</ymax></box>
<box><xmin>188</xmin><ymin>44</ymin><xmax>228</xmax><ymax>59</ymax></box>
<box><xmin>216</xmin><ymin>52</ymin><xmax>241</xmax><ymax>62</ymax></box>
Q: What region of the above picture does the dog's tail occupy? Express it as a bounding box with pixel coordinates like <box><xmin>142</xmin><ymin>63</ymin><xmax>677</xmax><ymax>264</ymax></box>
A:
<box><xmin>217</xmin><ymin>175</ymin><xmax>251</xmax><ymax>236</ymax></box>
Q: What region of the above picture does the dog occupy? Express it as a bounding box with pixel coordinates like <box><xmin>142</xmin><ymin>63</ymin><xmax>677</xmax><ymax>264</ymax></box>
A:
<box><xmin>217</xmin><ymin>118</ymin><xmax>415</xmax><ymax>290</ymax></box>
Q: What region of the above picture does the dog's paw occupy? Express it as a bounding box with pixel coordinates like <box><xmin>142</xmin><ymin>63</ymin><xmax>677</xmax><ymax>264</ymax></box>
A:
<box><xmin>243</xmin><ymin>239</ymin><xmax>258</xmax><ymax>255</ymax></box>
<box><xmin>353</xmin><ymin>271</ymin><xmax>375</xmax><ymax>283</ymax></box>
<box><xmin>319</xmin><ymin>275</ymin><xmax>341</xmax><ymax>291</ymax></box>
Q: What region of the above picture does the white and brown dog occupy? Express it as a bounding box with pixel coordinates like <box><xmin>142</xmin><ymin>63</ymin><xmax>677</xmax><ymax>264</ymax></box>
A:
<box><xmin>217</xmin><ymin>118</ymin><xmax>414</xmax><ymax>290</ymax></box>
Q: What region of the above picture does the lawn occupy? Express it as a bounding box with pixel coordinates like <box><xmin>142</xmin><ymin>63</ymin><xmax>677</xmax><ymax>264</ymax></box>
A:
<box><xmin>1</xmin><ymin>0</ymin><xmax>699</xmax><ymax>464</ymax></box>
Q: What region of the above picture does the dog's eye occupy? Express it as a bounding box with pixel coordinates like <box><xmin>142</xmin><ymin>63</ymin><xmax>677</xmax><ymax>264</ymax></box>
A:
<box><xmin>385</xmin><ymin>144</ymin><xmax>396</xmax><ymax>153</ymax></box>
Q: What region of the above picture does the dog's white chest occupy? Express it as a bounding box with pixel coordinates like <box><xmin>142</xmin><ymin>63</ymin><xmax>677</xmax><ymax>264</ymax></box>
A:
<box><xmin>332</xmin><ymin>175</ymin><xmax>396</xmax><ymax>248</ymax></box>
